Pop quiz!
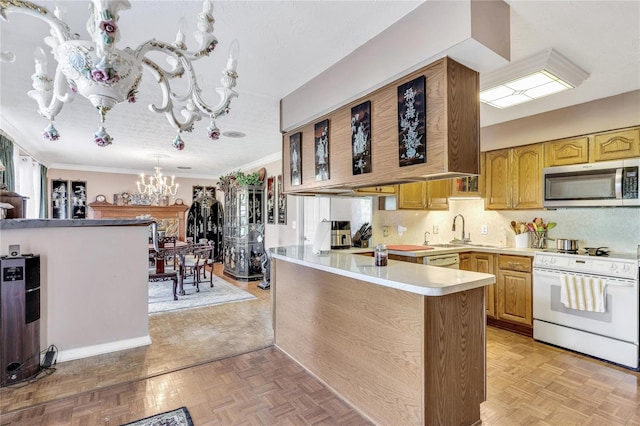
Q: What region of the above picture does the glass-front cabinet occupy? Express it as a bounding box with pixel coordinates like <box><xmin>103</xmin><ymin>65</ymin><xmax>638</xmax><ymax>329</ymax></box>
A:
<box><xmin>222</xmin><ymin>184</ymin><xmax>264</xmax><ymax>281</ymax></box>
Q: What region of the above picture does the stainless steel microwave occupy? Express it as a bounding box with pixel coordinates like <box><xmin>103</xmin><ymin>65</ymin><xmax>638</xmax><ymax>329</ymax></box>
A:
<box><xmin>543</xmin><ymin>158</ymin><xmax>640</xmax><ymax>207</ymax></box>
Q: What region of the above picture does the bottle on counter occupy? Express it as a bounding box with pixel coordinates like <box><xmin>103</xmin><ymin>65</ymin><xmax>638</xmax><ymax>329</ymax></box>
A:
<box><xmin>375</xmin><ymin>243</ymin><xmax>388</xmax><ymax>267</ymax></box>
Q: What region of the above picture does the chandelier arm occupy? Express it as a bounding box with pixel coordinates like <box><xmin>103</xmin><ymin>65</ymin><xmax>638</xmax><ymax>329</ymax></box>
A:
<box><xmin>1</xmin><ymin>0</ymin><xmax>238</xmax><ymax>145</ymax></box>
<box><xmin>0</xmin><ymin>1</ymin><xmax>72</xmax><ymax>47</ymax></box>
<box><xmin>142</xmin><ymin>58</ymin><xmax>200</xmax><ymax>133</ymax></box>
<box><xmin>27</xmin><ymin>62</ymin><xmax>73</xmax><ymax>122</ymax></box>
<box><xmin>175</xmin><ymin>55</ymin><xmax>238</xmax><ymax>119</ymax></box>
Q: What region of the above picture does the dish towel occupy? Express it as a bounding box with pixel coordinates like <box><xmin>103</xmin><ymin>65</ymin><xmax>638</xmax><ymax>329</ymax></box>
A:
<box><xmin>560</xmin><ymin>275</ymin><xmax>606</xmax><ymax>312</ymax></box>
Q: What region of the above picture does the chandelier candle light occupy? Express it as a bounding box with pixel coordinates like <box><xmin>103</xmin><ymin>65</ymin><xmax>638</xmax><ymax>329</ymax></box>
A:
<box><xmin>0</xmin><ymin>0</ymin><xmax>239</xmax><ymax>149</ymax></box>
<box><xmin>137</xmin><ymin>166</ymin><xmax>179</xmax><ymax>205</ymax></box>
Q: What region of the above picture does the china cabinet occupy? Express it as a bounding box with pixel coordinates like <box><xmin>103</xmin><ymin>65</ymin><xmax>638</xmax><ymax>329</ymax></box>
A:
<box><xmin>222</xmin><ymin>184</ymin><xmax>264</xmax><ymax>281</ymax></box>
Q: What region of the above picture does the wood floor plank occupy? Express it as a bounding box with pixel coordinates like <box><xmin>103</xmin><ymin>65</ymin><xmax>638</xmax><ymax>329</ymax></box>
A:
<box><xmin>1</xmin><ymin>263</ymin><xmax>639</xmax><ymax>425</ymax></box>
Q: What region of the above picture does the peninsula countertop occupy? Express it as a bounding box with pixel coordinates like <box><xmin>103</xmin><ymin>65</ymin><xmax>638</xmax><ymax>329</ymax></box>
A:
<box><xmin>269</xmin><ymin>245</ymin><xmax>496</xmax><ymax>296</ymax></box>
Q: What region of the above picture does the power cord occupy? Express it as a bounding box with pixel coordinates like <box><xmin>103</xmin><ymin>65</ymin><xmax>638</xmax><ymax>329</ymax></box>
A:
<box><xmin>42</xmin><ymin>344</ymin><xmax>58</xmax><ymax>368</ymax></box>
<box><xmin>0</xmin><ymin>344</ymin><xmax>58</xmax><ymax>388</ymax></box>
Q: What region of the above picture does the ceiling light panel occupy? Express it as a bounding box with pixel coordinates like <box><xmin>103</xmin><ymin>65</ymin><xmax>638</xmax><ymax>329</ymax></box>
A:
<box><xmin>480</xmin><ymin>49</ymin><xmax>589</xmax><ymax>109</ymax></box>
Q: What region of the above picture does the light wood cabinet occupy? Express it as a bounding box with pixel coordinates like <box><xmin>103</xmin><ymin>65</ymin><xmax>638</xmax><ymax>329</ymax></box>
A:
<box><xmin>473</xmin><ymin>253</ymin><xmax>496</xmax><ymax>318</ymax></box>
<box><xmin>458</xmin><ymin>252</ymin><xmax>472</xmax><ymax>271</ymax></box>
<box><xmin>544</xmin><ymin>136</ymin><xmax>589</xmax><ymax>166</ymax></box>
<box><xmin>397</xmin><ymin>180</ymin><xmax>450</xmax><ymax>210</ymax></box>
<box><xmin>496</xmin><ymin>255</ymin><xmax>532</xmax><ymax>328</ymax></box>
<box><xmin>485</xmin><ymin>144</ymin><xmax>543</xmax><ymax>210</ymax></box>
<box><xmin>397</xmin><ymin>182</ymin><xmax>426</xmax><ymax>209</ymax></box>
<box><xmin>459</xmin><ymin>252</ymin><xmax>496</xmax><ymax>318</ymax></box>
<box><xmin>426</xmin><ymin>180</ymin><xmax>451</xmax><ymax>210</ymax></box>
<box><xmin>282</xmin><ymin>57</ymin><xmax>480</xmax><ymax>194</ymax></box>
<box><xmin>592</xmin><ymin>127</ymin><xmax>640</xmax><ymax>161</ymax></box>
<box><xmin>352</xmin><ymin>186</ymin><xmax>396</xmax><ymax>195</ymax></box>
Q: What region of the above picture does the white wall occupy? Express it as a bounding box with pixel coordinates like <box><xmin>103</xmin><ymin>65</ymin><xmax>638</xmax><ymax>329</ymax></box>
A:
<box><xmin>1</xmin><ymin>224</ymin><xmax>151</xmax><ymax>362</ymax></box>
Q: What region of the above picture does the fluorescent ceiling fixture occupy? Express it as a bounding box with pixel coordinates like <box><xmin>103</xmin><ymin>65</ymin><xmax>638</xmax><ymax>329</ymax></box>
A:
<box><xmin>480</xmin><ymin>49</ymin><xmax>589</xmax><ymax>109</ymax></box>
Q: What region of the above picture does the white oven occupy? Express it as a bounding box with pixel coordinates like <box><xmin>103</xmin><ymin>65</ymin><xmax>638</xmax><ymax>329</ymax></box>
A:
<box><xmin>423</xmin><ymin>253</ymin><xmax>459</xmax><ymax>269</ymax></box>
<box><xmin>533</xmin><ymin>252</ymin><xmax>639</xmax><ymax>369</ymax></box>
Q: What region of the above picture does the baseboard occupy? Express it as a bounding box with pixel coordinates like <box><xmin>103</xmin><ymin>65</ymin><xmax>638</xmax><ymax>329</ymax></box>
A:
<box><xmin>55</xmin><ymin>335</ymin><xmax>152</xmax><ymax>363</ymax></box>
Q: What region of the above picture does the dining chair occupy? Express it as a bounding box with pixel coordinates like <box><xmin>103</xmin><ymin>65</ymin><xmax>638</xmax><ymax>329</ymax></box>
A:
<box><xmin>148</xmin><ymin>236</ymin><xmax>179</xmax><ymax>300</ymax></box>
<box><xmin>181</xmin><ymin>243</ymin><xmax>214</xmax><ymax>292</ymax></box>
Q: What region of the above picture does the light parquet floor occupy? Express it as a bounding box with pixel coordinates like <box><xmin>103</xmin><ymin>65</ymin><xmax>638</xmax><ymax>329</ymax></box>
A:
<box><xmin>1</xmin><ymin>264</ymin><xmax>640</xmax><ymax>425</ymax></box>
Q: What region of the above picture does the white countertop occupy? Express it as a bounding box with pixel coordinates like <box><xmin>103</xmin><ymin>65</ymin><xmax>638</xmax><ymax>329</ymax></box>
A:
<box><xmin>270</xmin><ymin>245</ymin><xmax>496</xmax><ymax>296</ymax></box>
<box><xmin>333</xmin><ymin>245</ymin><xmax>540</xmax><ymax>257</ymax></box>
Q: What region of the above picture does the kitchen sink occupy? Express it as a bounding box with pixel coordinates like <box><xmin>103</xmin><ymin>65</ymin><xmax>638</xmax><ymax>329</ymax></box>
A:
<box><xmin>428</xmin><ymin>243</ymin><xmax>467</xmax><ymax>248</ymax></box>
<box><xmin>428</xmin><ymin>242</ymin><xmax>501</xmax><ymax>248</ymax></box>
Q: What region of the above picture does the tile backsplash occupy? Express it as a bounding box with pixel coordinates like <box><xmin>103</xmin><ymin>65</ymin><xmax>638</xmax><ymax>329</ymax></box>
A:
<box><xmin>373</xmin><ymin>198</ymin><xmax>640</xmax><ymax>254</ymax></box>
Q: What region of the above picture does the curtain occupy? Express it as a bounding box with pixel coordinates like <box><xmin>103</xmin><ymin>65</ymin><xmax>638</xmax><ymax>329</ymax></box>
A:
<box><xmin>0</xmin><ymin>133</ymin><xmax>15</xmax><ymax>191</ymax></box>
<box><xmin>40</xmin><ymin>163</ymin><xmax>48</xmax><ymax>218</ymax></box>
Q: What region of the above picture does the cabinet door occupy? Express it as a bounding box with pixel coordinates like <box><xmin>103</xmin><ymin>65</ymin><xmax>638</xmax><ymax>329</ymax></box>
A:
<box><xmin>544</xmin><ymin>137</ymin><xmax>589</xmax><ymax>166</ymax></box>
<box><xmin>592</xmin><ymin>127</ymin><xmax>640</xmax><ymax>161</ymax></box>
<box><xmin>426</xmin><ymin>180</ymin><xmax>450</xmax><ymax>210</ymax></box>
<box><xmin>472</xmin><ymin>253</ymin><xmax>495</xmax><ymax>318</ymax></box>
<box><xmin>512</xmin><ymin>144</ymin><xmax>543</xmax><ymax>209</ymax></box>
<box><xmin>397</xmin><ymin>182</ymin><xmax>426</xmax><ymax>210</ymax></box>
<box><xmin>496</xmin><ymin>269</ymin><xmax>532</xmax><ymax>326</ymax></box>
<box><xmin>458</xmin><ymin>252</ymin><xmax>472</xmax><ymax>271</ymax></box>
<box><xmin>484</xmin><ymin>149</ymin><xmax>510</xmax><ymax>210</ymax></box>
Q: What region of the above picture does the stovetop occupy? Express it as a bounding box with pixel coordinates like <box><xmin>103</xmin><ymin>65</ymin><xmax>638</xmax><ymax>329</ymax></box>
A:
<box><xmin>534</xmin><ymin>250</ymin><xmax>639</xmax><ymax>279</ymax></box>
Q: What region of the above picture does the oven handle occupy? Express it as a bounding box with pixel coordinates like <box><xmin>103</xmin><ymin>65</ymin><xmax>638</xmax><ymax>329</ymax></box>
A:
<box><xmin>533</xmin><ymin>268</ymin><xmax>637</xmax><ymax>287</ymax></box>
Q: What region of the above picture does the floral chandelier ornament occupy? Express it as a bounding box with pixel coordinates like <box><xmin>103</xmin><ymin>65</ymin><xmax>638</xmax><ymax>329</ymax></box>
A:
<box><xmin>0</xmin><ymin>0</ymin><xmax>239</xmax><ymax>148</ymax></box>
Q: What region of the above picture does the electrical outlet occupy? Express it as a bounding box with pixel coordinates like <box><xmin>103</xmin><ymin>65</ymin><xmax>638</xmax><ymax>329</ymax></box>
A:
<box><xmin>481</xmin><ymin>224</ymin><xmax>488</xmax><ymax>235</ymax></box>
<box><xmin>433</xmin><ymin>225</ymin><xmax>439</xmax><ymax>234</ymax></box>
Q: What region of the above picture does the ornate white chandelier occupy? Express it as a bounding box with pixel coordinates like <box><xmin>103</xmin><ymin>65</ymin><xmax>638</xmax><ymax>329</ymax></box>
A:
<box><xmin>0</xmin><ymin>0</ymin><xmax>238</xmax><ymax>149</ymax></box>
<box><xmin>136</xmin><ymin>165</ymin><xmax>179</xmax><ymax>204</ymax></box>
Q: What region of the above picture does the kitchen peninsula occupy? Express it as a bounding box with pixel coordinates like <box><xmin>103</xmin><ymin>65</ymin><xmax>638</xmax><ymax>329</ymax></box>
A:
<box><xmin>270</xmin><ymin>246</ymin><xmax>496</xmax><ymax>425</ymax></box>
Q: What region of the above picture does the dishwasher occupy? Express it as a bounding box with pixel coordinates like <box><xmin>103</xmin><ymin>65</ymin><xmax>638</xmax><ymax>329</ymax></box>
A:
<box><xmin>423</xmin><ymin>253</ymin><xmax>460</xmax><ymax>269</ymax></box>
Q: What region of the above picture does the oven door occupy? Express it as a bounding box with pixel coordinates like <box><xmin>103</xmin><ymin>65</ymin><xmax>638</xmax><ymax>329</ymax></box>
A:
<box><xmin>533</xmin><ymin>268</ymin><xmax>639</xmax><ymax>343</ymax></box>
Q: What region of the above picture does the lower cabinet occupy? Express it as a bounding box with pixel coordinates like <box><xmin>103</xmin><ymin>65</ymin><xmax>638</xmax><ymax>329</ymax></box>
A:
<box><xmin>460</xmin><ymin>252</ymin><xmax>533</xmax><ymax>336</ymax></box>
<box><xmin>496</xmin><ymin>254</ymin><xmax>532</xmax><ymax>335</ymax></box>
<box><xmin>460</xmin><ymin>252</ymin><xmax>495</xmax><ymax>319</ymax></box>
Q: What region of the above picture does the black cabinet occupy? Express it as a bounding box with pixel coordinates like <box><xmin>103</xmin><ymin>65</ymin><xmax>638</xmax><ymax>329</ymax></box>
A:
<box><xmin>222</xmin><ymin>185</ymin><xmax>264</xmax><ymax>281</ymax></box>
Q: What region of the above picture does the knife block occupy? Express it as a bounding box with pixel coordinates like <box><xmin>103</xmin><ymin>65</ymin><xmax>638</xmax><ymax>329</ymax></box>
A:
<box><xmin>353</xmin><ymin>240</ymin><xmax>369</xmax><ymax>248</ymax></box>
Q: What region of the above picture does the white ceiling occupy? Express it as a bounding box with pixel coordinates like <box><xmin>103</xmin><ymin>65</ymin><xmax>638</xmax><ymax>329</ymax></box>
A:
<box><xmin>1</xmin><ymin>1</ymin><xmax>639</xmax><ymax>179</ymax></box>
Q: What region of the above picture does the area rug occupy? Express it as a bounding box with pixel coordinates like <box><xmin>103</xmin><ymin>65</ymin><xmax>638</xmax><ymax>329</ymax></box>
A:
<box><xmin>149</xmin><ymin>275</ymin><xmax>256</xmax><ymax>314</ymax></box>
<box><xmin>121</xmin><ymin>406</ymin><xmax>193</xmax><ymax>425</ymax></box>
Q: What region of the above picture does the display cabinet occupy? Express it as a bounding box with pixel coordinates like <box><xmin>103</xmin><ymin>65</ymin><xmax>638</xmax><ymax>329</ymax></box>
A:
<box><xmin>222</xmin><ymin>184</ymin><xmax>264</xmax><ymax>281</ymax></box>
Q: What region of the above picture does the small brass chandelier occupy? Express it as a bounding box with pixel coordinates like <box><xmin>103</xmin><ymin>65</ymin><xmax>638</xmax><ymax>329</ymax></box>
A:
<box><xmin>0</xmin><ymin>0</ymin><xmax>239</xmax><ymax>149</ymax></box>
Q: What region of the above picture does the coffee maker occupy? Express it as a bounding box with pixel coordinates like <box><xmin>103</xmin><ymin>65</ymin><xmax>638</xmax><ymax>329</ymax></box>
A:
<box><xmin>330</xmin><ymin>221</ymin><xmax>352</xmax><ymax>249</ymax></box>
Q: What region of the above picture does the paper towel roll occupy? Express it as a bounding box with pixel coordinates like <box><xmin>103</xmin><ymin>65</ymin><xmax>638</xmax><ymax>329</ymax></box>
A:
<box><xmin>313</xmin><ymin>220</ymin><xmax>331</xmax><ymax>254</ymax></box>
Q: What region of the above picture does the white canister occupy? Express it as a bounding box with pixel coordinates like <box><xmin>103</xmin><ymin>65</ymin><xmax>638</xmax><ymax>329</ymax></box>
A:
<box><xmin>514</xmin><ymin>233</ymin><xmax>529</xmax><ymax>249</ymax></box>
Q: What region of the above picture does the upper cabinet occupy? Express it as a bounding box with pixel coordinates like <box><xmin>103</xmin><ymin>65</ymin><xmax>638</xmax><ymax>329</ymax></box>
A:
<box><xmin>592</xmin><ymin>127</ymin><xmax>640</xmax><ymax>161</ymax></box>
<box><xmin>485</xmin><ymin>144</ymin><xmax>543</xmax><ymax>210</ymax></box>
<box><xmin>544</xmin><ymin>126</ymin><xmax>640</xmax><ymax>167</ymax></box>
<box><xmin>281</xmin><ymin>57</ymin><xmax>480</xmax><ymax>194</ymax></box>
<box><xmin>544</xmin><ymin>136</ymin><xmax>589</xmax><ymax>167</ymax></box>
<box><xmin>397</xmin><ymin>180</ymin><xmax>450</xmax><ymax>210</ymax></box>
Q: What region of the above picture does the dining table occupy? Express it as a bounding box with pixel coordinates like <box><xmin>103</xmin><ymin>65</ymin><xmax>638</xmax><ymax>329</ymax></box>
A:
<box><xmin>149</xmin><ymin>239</ymin><xmax>196</xmax><ymax>298</ymax></box>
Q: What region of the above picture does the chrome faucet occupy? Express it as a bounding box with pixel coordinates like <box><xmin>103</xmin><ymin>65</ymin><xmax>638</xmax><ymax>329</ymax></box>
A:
<box><xmin>423</xmin><ymin>231</ymin><xmax>430</xmax><ymax>246</ymax></box>
<box><xmin>452</xmin><ymin>214</ymin><xmax>470</xmax><ymax>243</ymax></box>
